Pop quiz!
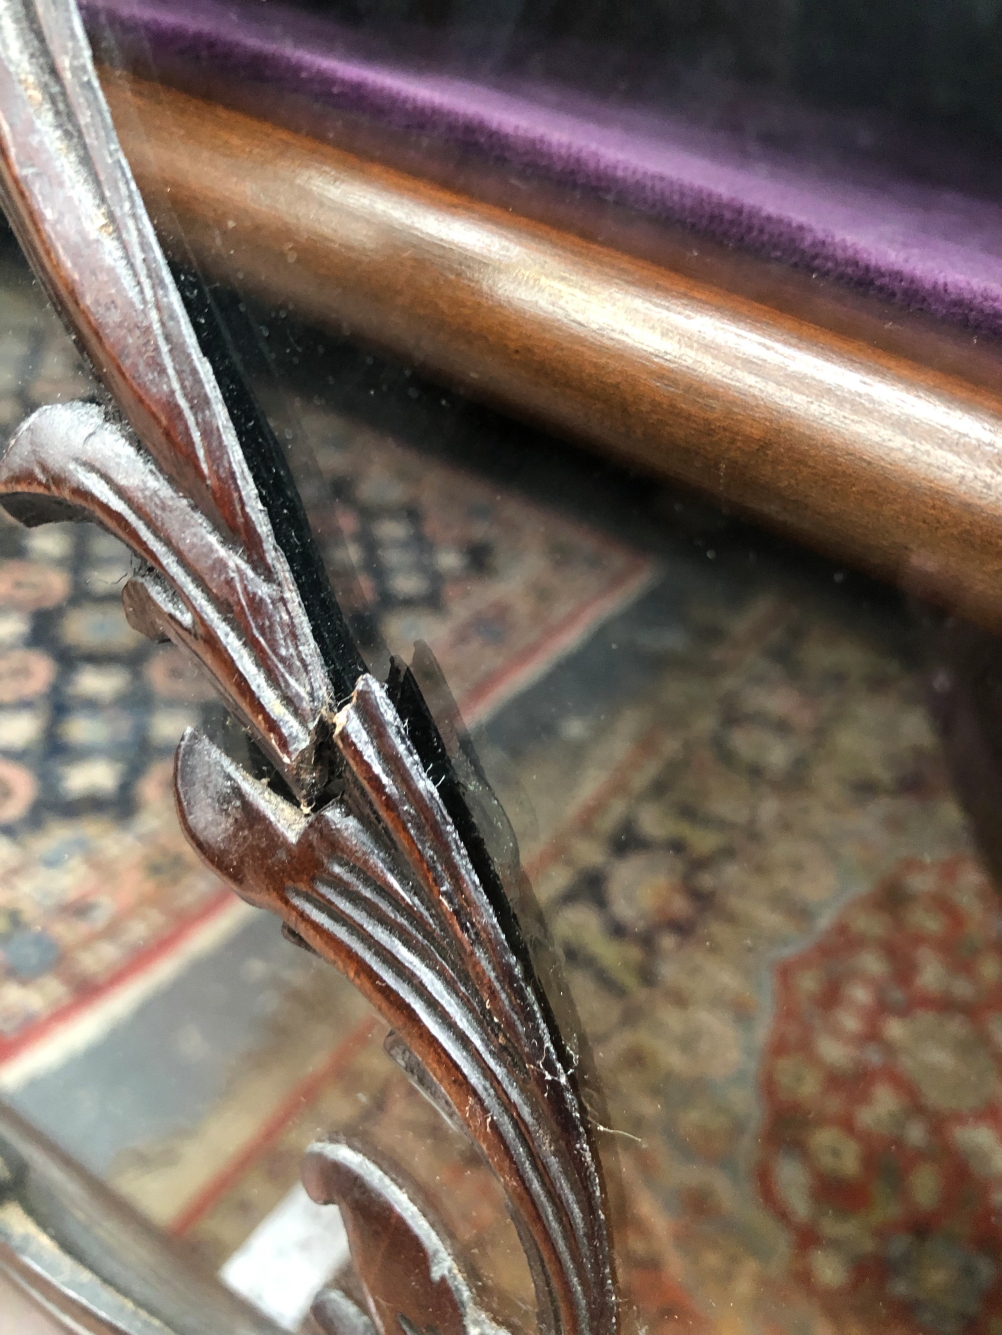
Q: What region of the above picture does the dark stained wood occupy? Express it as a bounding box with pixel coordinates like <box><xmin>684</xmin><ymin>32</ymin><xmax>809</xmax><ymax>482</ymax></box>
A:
<box><xmin>0</xmin><ymin>7</ymin><xmax>619</xmax><ymax>1333</ymax></box>
<box><xmin>0</xmin><ymin>402</ymin><xmax>332</xmax><ymax>800</ymax></box>
<box><xmin>0</xmin><ymin>2</ymin><xmax>333</xmax><ymax>799</ymax></box>
<box><xmin>102</xmin><ymin>53</ymin><xmax>1002</xmax><ymax>401</ymax></box>
<box><xmin>103</xmin><ymin>72</ymin><xmax>1002</xmax><ymax>634</ymax></box>
<box><xmin>304</xmin><ymin>1140</ymin><xmax>506</xmax><ymax>1335</ymax></box>
<box><xmin>174</xmin><ymin>677</ymin><xmax>617</xmax><ymax>1335</ymax></box>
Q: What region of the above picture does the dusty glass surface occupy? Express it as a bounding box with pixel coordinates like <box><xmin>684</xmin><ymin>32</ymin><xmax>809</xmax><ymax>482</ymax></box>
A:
<box><xmin>3</xmin><ymin>4</ymin><xmax>1002</xmax><ymax>1334</ymax></box>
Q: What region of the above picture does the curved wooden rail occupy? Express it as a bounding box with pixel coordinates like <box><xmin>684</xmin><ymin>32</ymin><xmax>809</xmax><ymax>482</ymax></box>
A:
<box><xmin>103</xmin><ymin>71</ymin><xmax>1002</xmax><ymax>632</ymax></box>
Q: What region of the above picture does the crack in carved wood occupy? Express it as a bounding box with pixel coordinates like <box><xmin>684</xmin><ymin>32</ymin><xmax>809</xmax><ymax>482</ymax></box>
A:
<box><xmin>174</xmin><ymin>677</ymin><xmax>616</xmax><ymax>1335</ymax></box>
<box><xmin>0</xmin><ymin>3</ymin><xmax>619</xmax><ymax>1333</ymax></box>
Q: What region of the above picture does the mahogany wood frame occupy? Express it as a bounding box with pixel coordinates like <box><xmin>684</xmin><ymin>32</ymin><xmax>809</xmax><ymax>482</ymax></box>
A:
<box><xmin>101</xmin><ymin>71</ymin><xmax>1002</xmax><ymax>634</ymax></box>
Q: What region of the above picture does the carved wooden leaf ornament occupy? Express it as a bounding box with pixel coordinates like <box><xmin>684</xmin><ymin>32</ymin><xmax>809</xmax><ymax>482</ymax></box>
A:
<box><xmin>303</xmin><ymin>1140</ymin><xmax>510</xmax><ymax>1335</ymax></box>
<box><xmin>0</xmin><ymin>3</ymin><xmax>619</xmax><ymax>1333</ymax></box>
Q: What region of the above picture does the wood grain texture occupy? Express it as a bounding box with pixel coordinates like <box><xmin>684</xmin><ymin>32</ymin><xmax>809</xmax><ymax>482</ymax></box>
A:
<box><xmin>102</xmin><ymin>53</ymin><xmax>1002</xmax><ymax>402</ymax></box>
<box><xmin>103</xmin><ymin>72</ymin><xmax>1002</xmax><ymax>632</ymax></box>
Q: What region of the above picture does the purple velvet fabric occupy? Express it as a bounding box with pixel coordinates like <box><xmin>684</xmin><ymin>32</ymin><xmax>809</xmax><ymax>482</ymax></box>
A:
<box><xmin>84</xmin><ymin>0</ymin><xmax>1002</xmax><ymax>338</ymax></box>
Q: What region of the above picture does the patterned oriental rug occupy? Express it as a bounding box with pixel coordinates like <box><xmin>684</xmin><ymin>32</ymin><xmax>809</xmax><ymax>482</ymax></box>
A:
<box><xmin>3</xmin><ymin>247</ymin><xmax>1002</xmax><ymax>1335</ymax></box>
<box><xmin>0</xmin><ymin>261</ymin><xmax>652</xmax><ymax>1085</ymax></box>
<box><xmin>110</xmin><ymin>581</ymin><xmax>1002</xmax><ymax>1335</ymax></box>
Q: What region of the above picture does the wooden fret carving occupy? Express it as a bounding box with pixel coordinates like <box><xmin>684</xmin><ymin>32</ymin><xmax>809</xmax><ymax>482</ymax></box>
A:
<box><xmin>0</xmin><ymin>0</ymin><xmax>332</xmax><ymax>800</ymax></box>
<box><xmin>0</xmin><ymin>402</ymin><xmax>332</xmax><ymax>800</ymax></box>
<box><xmin>303</xmin><ymin>1140</ymin><xmax>511</xmax><ymax>1335</ymax></box>
<box><xmin>175</xmin><ymin>678</ymin><xmax>615</xmax><ymax>1335</ymax></box>
<box><xmin>0</xmin><ymin>4</ymin><xmax>618</xmax><ymax>1334</ymax></box>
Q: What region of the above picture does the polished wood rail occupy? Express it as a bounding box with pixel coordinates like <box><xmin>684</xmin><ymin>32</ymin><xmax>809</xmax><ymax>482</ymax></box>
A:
<box><xmin>104</xmin><ymin>72</ymin><xmax>1002</xmax><ymax>631</ymax></box>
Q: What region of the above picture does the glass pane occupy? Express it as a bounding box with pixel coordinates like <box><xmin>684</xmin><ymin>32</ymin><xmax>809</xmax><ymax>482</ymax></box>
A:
<box><xmin>3</xmin><ymin>3</ymin><xmax>1002</xmax><ymax>1333</ymax></box>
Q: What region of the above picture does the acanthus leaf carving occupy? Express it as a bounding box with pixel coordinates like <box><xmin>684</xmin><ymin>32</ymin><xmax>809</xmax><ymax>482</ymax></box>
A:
<box><xmin>0</xmin><ymin>0</ymin><xmax>341</xmax><ymax>799</ymax></box>
<box><xmin>0</xmin><ymin>400</ymin><xmax>330</xmax><ymax>797</ymax></box>
<box><xmin>0</xmin><ymin>2</ymin><xmax>620</xmax><ymax>1333</ymax></box>
<box><xmin>303</xmin><ymin>1139</ymin><xmax>510</xmax><ymax>1335</ymax></box>
<box><xmin>174</xmin><ymin>673</ymin><xmax>617</xmax><ymax>1335</ymax></box>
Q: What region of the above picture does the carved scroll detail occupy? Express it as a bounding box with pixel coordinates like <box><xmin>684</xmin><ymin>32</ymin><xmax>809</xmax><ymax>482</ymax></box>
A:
<box><xmin>0</xmin><ymin>3</ymin><xmax>619</xmax><ymax>1333</ymax></box>
<box><xmin>0</xmin><ymin>0</ymin><xmax>331</xmax><ymax>797</ymax></box>
<box><xmin>0</xmin><ymin>401</ymin><xmax>330</xmax><ymax>795</ymax></box>
<box><xmin>175</xmin><ymin>676</ymin><xmax>617</xmax><ymax>1335</ymax></box>
<box><xmin>303</xmin><ymin>1140</ymin><xmax>510</xmax><ymax>1335</ymax></box>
